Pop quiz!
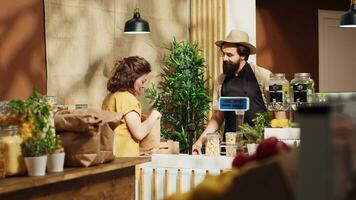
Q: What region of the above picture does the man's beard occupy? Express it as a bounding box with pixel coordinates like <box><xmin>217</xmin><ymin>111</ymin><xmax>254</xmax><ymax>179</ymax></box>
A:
<box><xmin>223</xmin><ymin>61</ymin><xmax>239</xmax><ymax>77</ymax></box>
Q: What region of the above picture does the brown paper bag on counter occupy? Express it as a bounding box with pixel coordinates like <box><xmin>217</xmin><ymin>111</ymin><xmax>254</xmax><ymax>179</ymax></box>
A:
<box><xmin>140</xmin><ymin>116</ymin><xmax>161</xmax><ymax>155</ymax></box>
<box><xmin>55</xmin><ymin>109</ymin><xmax>122</xmax><ymax>167</ymax></box>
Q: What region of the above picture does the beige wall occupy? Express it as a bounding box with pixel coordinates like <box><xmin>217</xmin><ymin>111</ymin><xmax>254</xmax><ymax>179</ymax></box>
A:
<box><xmin>45</xmin><ymin>0</ymin><xmax>190</xmax><ymax>112</ymax></box>
<box><xmin>0</xmin><ymin>0</ymin><xmax>46</xmax><ymax>100</ymax></box>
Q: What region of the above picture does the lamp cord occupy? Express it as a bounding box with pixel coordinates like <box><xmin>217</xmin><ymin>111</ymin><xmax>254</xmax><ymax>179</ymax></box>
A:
<box><xmin>134</xmin><ymin>0</ymin><xmax>138</xmax><ymax>10</ymax></box>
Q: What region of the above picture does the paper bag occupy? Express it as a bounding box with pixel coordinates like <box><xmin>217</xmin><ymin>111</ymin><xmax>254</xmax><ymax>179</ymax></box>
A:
<box><xmin>140</xmin><ymin>116</ymin><xmax>161</xmax><ymax>155</ymax></box>
<box><xmin>55</xmin><ymin>109</ymin><xmax>122</xmax><ymax>167</ymax></box>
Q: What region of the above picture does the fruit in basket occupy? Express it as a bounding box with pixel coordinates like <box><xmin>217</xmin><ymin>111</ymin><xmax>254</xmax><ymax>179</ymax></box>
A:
<box><xmin>270</xmin><ymin>118</ymin><xmax>290</xmax><ymax>128</ymax></box>
<box><xmin>254</xmin><ymin>137</ymin><xmax>290</xmax><ymax>160</ymax></box>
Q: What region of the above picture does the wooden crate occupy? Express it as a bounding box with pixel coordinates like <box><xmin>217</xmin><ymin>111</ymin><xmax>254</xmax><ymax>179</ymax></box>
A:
<box><xmin>157</xmin><ymin>140</ymin><xmax>179</xmax><ymax>154</ymax></box>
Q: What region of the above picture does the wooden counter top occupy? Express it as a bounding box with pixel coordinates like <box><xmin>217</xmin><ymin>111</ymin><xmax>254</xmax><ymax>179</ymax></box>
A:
<box><xmin>0</xmin><ymin>156</ymin><xmax>150</xmax><ymax>195</ymax></box>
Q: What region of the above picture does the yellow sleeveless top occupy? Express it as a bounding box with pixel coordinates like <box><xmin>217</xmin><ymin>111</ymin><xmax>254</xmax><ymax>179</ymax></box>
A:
<box><xmin>102</xmin><ymin>91</ymin><xmax>141</xmax><ymax>157</ymax></box>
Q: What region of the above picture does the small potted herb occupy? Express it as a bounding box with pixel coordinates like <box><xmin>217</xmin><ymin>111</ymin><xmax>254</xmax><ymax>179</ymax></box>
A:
<box><xmin>239</xmin><ymin>112</ymin><xmax>272</xmax><ymax>155</ymax></box>
<box><xmin>21</xmin><ymin>137</ymin><xmax>48</xmax><ymax>176</ymax></box>
<box><xmin>46</xmin><ymin>134</ymin><xmax>65</xmax><ymax>172</ymax></box>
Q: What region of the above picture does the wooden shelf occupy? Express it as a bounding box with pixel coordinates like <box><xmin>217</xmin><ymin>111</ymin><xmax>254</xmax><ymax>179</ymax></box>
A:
<box><xmin>0</xmin><ymin>157</ymin><xmax>150</xmax><ymax>195</ymax></box>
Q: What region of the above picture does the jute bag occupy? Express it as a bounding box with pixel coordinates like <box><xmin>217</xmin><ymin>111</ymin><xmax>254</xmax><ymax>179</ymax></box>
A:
<box><xmin>55</xmin><ymin>109</ymin><xmax>122</xmax><ymax>167</ymax></box>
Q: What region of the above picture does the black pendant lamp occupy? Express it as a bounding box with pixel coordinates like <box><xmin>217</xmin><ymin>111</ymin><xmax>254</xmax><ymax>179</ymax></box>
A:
<box><xmin>124</xmin><ymin>7</ymin><xmax>150</xmax><ymax>34</ymax></box>
<box><xmin>340</xmin><ymin>0</ymin><xmax>356</xmax><ymax>28</ymax></box>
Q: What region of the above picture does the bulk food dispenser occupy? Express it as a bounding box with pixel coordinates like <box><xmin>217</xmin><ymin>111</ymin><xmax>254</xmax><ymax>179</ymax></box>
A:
<box><xmin>264</xmin><ymin>72</ymin><xmax>315</xmax><ymax>146</ymax></box>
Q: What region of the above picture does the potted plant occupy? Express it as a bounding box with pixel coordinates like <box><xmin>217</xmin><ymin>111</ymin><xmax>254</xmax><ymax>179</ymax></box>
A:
<box><xmin>45</xmin><ymin>134</ymin><xmax>65</xmax><ymax>172</ymax></box>
<box><xmin>239</xmin><ymin>112</ymin><xmax>272</xmax><ymax>155</ymax></box>
<box><xmin>21</xmin><ymin>137</ymin><xmax>48</xmax><ymax>176</ymax></box>
<box><xmin>146</xmin><ymin>39</ymin><xmax>211</xmax><ymax>153</ymax></box>
<box><xmin>9</xmin><ymin>89</ymin><xmax>65</xmax><ymax>173</ymax></box>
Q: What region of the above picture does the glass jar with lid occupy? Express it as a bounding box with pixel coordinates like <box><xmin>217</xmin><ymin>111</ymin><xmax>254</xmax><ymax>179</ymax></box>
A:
<box><xmin>0</xmin><ymin>125</ymin><xmax>26</xmax><ymax>176</ymax></box>
<box><xmin>290</xmin><ymin>73</ymin><xmax>315</xmax><ymax>104</ymax></box>
<box><xmin>266</xmin><ymin>73</ymin><xmax>290</xmax><ymax>111</ymax></box>
<box><xmin>205</xmin><ymin>133</ymin><xmax>220</xmax><ymax>156</ymax></box>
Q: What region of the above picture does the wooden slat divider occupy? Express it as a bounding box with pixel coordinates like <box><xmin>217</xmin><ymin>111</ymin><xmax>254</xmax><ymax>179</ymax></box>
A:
<box><xmin>139</xmin><ymin>168</ymin><xmax>144</xmax><ymax>200</ymax></box>
<box><xmin>151</xmin><ymin>168</ymin><xmax>156</xmax><ymax>200</ymax></box>
<box><xmin>163</xmin><ymin>169</ymin><xmax>168</xmax><ymax>198</ymax></box>
<box><xmin>190</xmin><ymin>170</ymin><xmax>196</xmax><ymax>190</ymax></box>
<box><xmin>176</xmin><ymin>169</ymin><xmax>182</xmax><ymax>193</ymax></box>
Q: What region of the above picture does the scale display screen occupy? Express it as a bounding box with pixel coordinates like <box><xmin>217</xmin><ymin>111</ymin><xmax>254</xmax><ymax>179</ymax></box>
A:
<box><xmin>218</xmin><ymin>97</ymin><xmax>249</xmax><ymax>111</ymax></box>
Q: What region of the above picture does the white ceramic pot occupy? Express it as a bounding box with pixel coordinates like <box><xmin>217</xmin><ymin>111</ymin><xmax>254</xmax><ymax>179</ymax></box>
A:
<box><xmin>24</xmin><ymin>155</ymin><xmax>48</xmax><ymax>176</ymax></box>
<box><xmin>247</xmin><ymin>143</ymin><xmax>258</xmax><ymax>155</ymax></box>
<box><xmin>47</xmin><ymin>152</ymin><xmax>65</xmax><ymax>172</ymax></box>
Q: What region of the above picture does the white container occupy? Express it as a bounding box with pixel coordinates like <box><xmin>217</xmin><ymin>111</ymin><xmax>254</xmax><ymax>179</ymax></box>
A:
<box><xmin>247</xmin><ymin>143</ymin><xmax>258</xmax><ymax>155</ymax></box>
<box><xmin>47</xmin><ymin>152</ymin><xmax>65</xmax><ymax>172</ymax></box>
<box><xmin>24</xmin><ymin>155</ymin><xmax>47</xmax><ymax>176</ymax></box>
<box><xmin>264</xmin><ymin>128</ymin><xmax>300</xmax><ymax>140</ymax></box>
<box><xmin>136</xmin><ymin>154</ymin><xmax>233</xmax><ymax>200</ymax></box>
<box><xmin>264</xmin><ymin>128</ymin><xmax>301</xmax><ymax>147</ymax></box>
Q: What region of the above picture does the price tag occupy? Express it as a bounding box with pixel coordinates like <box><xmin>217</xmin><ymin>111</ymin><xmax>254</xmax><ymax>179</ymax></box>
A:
<box><xmin>219</xmin><ymin>97</ymin><xmax>250</xmax><ymax>112</ymax></box>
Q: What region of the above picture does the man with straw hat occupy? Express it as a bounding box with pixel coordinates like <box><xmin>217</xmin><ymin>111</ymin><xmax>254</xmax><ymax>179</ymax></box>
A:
<box><xmin>193</xmin><ymin>29</ymin><xmax>271</xmax><ymax>154</ymax></box>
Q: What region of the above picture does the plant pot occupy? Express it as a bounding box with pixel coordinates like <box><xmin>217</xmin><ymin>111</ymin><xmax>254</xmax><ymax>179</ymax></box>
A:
<box><xmin>247</xmin><ymin>143</ymin><xmax>258</xmax><ymax>155</ymax></box>
<box><xmin>24</xmin><ymin>155</ymin><xmax>47</xmax><ymax>176</ymax></box>
<box><xmin>47</xmin><ymin>152</ymin><xmax>65</xmax><ymax>172</ymax></box>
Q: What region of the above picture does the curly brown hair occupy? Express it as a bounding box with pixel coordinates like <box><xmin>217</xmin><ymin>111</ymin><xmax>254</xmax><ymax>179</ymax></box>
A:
<box><xmin>107</xmin><ymin>56</ymin><xmax>151</xmax><ymax>94</ymax></box>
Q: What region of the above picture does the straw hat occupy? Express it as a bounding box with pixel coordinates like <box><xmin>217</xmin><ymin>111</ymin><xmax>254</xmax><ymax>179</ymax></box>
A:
<box><xmin>215</xmin><ymin>30</ymin><xmax>256</xmax><ymax>54</ymax></box>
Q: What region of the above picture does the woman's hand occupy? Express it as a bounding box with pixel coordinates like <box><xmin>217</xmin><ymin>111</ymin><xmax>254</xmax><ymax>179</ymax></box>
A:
<box><xmin>192</xmin><ymin>141</ymin><xmax>202</xmax><ymax>155</ymax></box>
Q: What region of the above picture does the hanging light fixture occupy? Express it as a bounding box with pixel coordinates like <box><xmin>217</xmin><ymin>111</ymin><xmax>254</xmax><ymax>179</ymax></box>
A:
<box><xmin>124</xmin><ymin>0</ymin><xmax>150</xmax><ymax>34</ymax></box>
<box><xmin>340</xmin><ymin>0</ymin><xmax>356</xmax><ymax>28</ymax></box>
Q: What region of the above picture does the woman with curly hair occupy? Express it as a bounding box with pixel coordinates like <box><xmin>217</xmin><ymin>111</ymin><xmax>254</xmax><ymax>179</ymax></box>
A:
<box><xmin>102</xmin><ymin>56</ymin><xmax>161</xmax><ymax>157</ymax></box>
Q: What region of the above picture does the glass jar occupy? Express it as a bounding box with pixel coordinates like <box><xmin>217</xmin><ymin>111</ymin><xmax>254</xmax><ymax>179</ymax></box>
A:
<box><xmin>226</xmin><ymin>144</ymin><xmax>237</xmax><ymax>157</ymax></box>
<box><xmin>266</xmin><ymin>73</ymin><xmax>290</xmax><ymax>111</ymax></box>
<box><xmin>290</xmin><ymin>73</ymin><xmax>314</xmax><ymax>103</ymax></box>
<box><xmin>225</xmin><ymin>132</ymin><xmax>237</xmax><ymax>145</ymax></box>
<box><xmin>236</xmin><ymin>131</ymin><xmax>244</xmax><ymax>150</ymax></box>
<box><xmin>0</xmin><ymin>101</ymin><xmax>14</xmax><ymax>126</ymax></box>
<box><xmin>205</xmin><ymin>133</ymin><xmax>220</xmax><ymax>156</ymax></box>
<box><xmin>0</xmin><ymin>125</ymin><xmax>26</xmax><ymax>176</ymax></box>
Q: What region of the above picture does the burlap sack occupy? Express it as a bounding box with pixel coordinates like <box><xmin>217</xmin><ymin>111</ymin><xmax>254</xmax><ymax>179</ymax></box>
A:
<box><xmin>55</xmin><ymin>109</ymin><xmax>122</xmax><ymax>167</ymax></box>
<box><xmin>139</xmin><ymin>117</ymin><xmax>161</xmax><ymax>155</ymax></box>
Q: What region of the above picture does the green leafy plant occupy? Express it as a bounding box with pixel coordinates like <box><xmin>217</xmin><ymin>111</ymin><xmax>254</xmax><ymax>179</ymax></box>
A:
<box><xmin>9</xmin><ymin>89</ymin><xmax>63</xmax><ymax>154</ymax></box>
<box><xmin>239</xmin><ymin>112</ymin><xmax>272</xmax><ymax>143</ymax></box>
<box><xmin>21</xmin><ymin>137</ymin><xmax>47</xmax><ymax>157</ymax></box>
<box><xmin>44</xmin><ymin>134</ymin><xmax>63</xmax><ymax>154</ymax></box>
<box><xmin>146</xmin><ymin>39</ymin><xmax>211</xmax><ymax>153</ymax></box>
